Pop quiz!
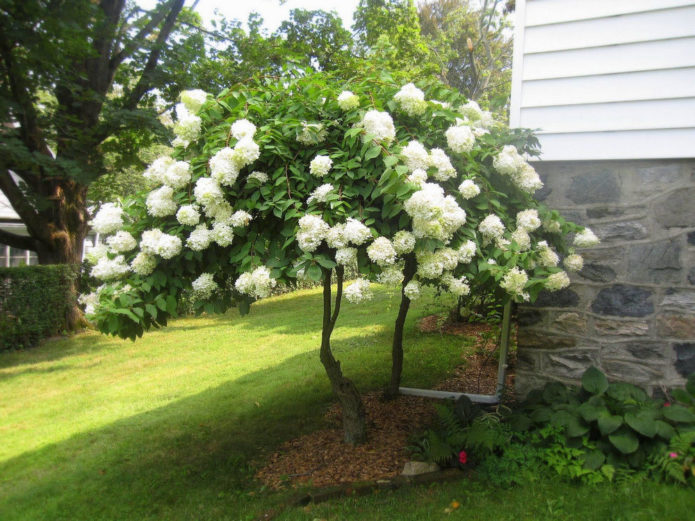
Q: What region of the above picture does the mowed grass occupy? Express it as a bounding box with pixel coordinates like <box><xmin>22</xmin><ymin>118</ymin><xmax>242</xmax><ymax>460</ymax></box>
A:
<box><xmin>0</xmin><ymin>286</ymin><xmax>469</xmax><ymax>520</ymax></box>
<box><xmin>1</xmin><ymin>286</ymin><xmax>693</xmax><ymax>521</ymax></box>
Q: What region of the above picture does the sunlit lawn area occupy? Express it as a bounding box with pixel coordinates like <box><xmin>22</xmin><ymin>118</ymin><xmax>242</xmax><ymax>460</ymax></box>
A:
<box><xmin>1</xmin><ymin>286</ymin><xmax>692</xmax><ymax>520</ymax></box>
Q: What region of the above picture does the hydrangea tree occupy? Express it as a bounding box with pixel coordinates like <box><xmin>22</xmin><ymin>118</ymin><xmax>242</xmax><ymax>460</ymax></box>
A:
<box><xmin>83</xmin><ymin>73</ymin><xmax>598</xmax><ymax>444</ymax></box>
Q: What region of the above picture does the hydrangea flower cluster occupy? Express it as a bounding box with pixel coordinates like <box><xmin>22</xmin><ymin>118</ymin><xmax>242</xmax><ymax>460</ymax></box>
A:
<box><xmin>446</xmin><ymin>125</ymin><xmax>476</xmax><ymax>154</ymax></box>
<box><xmin>310</xmin><ymin>155</ymin><xmax>333</xmax><ymax>177</ymax></box>
<box><xmin>191</xmin><ymin>273</ymin><xmax>217</xmax><ymax>299</ymax></box>
<box><xmin>394</xmin><ymin>83</ymin><xmax>427</xmax><ymax>117</ymax></box>
<box><xmin>297</xmin><ymin>214</ymin><xmax>330</xmax><ymax>252</ymax></box>
<box><xmin>344</xmin><ymin>278</ymin><xmax>373</xmax><ymax>304</ymax></box>
<box><xmin>337</xmin><ymin>90</ymin><xmax>359</xmax><ymax>111</ymax></box>
<box><xmin>90</xmin><ymin>203</ymin><xmax>124</xmax><ymax>234</ymax></box>
<box><xmin>360</xmin><ymin>110</ymin><xmax>396</xmax><ymax>143</ymax></box>
<box><xmin>574</xmin><ymin>228</ymin><xmax>600</xmax><ymax>247</ymax></box>
<box><xmin>146</xmin><ymin>185</ymin><xmax>177</xmax><ymax>217</ymax></box>
<box><xmin>176</xmin><ymin>205</ymin><xmax>201</xmax><ymax>226</ymax></box>
<box><xmin>404</xmin><ymin>183</ymin><xmax>466</xmax><ymax>243</ymax></box>
<box><xmin>478</xmin><ymin>214</ymin><xmax>505</xmax><ymax>240</ymax></box>
<box><xmin>401</xmin><ymin>141</ymin><xmax>431</xmax><ymax>172</ymax></box>
<box><xmin>173</xmin><ymin>103</ymin><xmax>202</xmax><ymax>148</ymax></box>
<box><xmin>106</xmin><ymin>231</ymin><xmax>137</xmax><ymax>253</ymax></box>
<box><xmin>90</xmin><ymin>255</ymin><xmax>129</xmax><ymax>280</ymax></box>
<box><xmin>367</xmin><ymin>237</ymin><xmax>397</xmax><ymax>266</ymax></box>
<box><xmin>500</xmin><ymin>266</ymin><xmax>529</xmax><ymax>301</ymax></box>
<box><xmin>297</xmin><ymin>122</ymin><xmax>327</xmax><ymax>145</ymax></box>
<box><xmin>247</xmin><ymin>171</ymin><xmax>269</xmax><ymax>184</ymax></box>
<box><xmin>493</xmin><ymin>145</ymin><xmax>543</xmax><ymax>194</ymax></box>
<box><xmin>430</xmin><ymin>148</ymin><xmax>456</xmax><ymax>182</ymax></box>
<box><xmin>458</xmin><ymin>179</ymin><xmax>480</xmax><ymax>199</ymax></box>
<box><xmin>180</xmin><ymin>89</ymin><xmax>208</xmax><ymax>113</ymax></box>
<box><xmin>307</xmin><ymin>183</ymin><xmax>334</xmax><ymax>204</ymax></box>
<box><xmin>563</xmin><ymin>253</ymin><xmax>584</xmax><ymax>272</ymax></box>
<box><xmin>545</xmin><ymin>271</ymin><xmax>570</xmax><ymax>291</ymax></box>
<box><xmin>235</xmin><ymin>266</ymin><xmax>277</xmax><ymax>299</ymax></box>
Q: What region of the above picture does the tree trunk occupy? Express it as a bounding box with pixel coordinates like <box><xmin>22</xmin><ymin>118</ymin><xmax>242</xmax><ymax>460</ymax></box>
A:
<box><xmin>385</xmin><ymin>254</ymin><xmax>417</xmax><ymax>399</ymax></box>
<box><xmin>318</xmin><ymin>267</ymin><xmax>367</xmax><ymax>445</ymax></box>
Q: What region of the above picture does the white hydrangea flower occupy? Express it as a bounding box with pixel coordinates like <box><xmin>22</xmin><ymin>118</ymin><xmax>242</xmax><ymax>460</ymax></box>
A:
<box><xmin>458</xmin><ymin>179</ymin><xmax>480</xmax><ymax>199</ymax></box>
<box><xmin>210</xmin><ymin>147</ymin><xmax>240</xmax><ymax>186</ymax></box>
<box><xmin>510</xmin><ymin>228</ymin><xmax>531</xmax><ymax>251</ymax></box>
<box><xmin>140</xmin><ymin>229</ymin><xmax>163</xmax><ymax>255</ymax></box>
<box><xmin>143</xmin><ymin>156</ymin><xmax>175</xmax><ymax>184</ymax></box>
<box><xmin>235</xmin><ymin>266</ymin><xmax>276</xmax><ymax>299</ymax></box>
<box><xmin>326</xmin><ymin>224</ymin><xmax>348</xmax><ymax>249</ymax></box>
<box><xmin>310</xmin><ymin>155</ymin><xmax>332</xmax><ymax>177</ymax></box>
<box><xmin>443</xmin><ymin>273</ymin><xmax>470</xmax><ymax>297</ymax></box>
<box><xmin>446</xmin><ymin>125</ymin><xmax>475</xmax><ymax>154</ymax></box>
<box><xmin>404</xmin><ymin>183</ymin><xmax>466</xmax><ymax>243</ymax></box>
<box><xmin>367</xmin><ymin>237</ymin><xmax>397</xmax><ymax>266</ymax></box>
<box><xmin>78</xmin><ymin>290</ymin><xmax>100</xmax><ymax>315</ymax></box>
<box><xmin>232</xmin><ymin>138</ymin><xmax>260</xmax><ymax>168</ymax></box>
<box><xmin>186</xmin><ymin>226</ymin><xmax>212</xmax><ymax>252</ymax></box>
<box><xmin>194</xmin><ymin>177</ymin><xmax>224</xmax><ymax>207</ymax></box>
<box><xmin>156</xmin><ymin>233</ymin><xmax>182</xmax><ymax>259</ymax></box>
<box><xmin>343</xmin><ymin>218</ymin><xmax>372</xmax><ymax>245</ymax></box>
<box><xmin>538</xmin><ymin>241</ymin><xmax>560</xmax><ymax>268</ymax></box>
<box><xmin>394</xmin><ymin>83</ymin><xmax>427</xmax><ymax>117</ymax></box>
<box><xmin>516</xmin><ymin>209</ymin><xmax>541</xmax><ymax>232</ymax></box>
<box><xmin>191</xmin><ymin>272</ymin><xmax>218</xmax><ymax>299</ymax></box>
<box><xmin>493</xmin><ymin>145</ymin><xmax>525</xmax><ymax>176</ymax></box>
<box><xmin>131</xmin><ymin>252</ymin><xmax>157</xmax><ymax>276</ymax></box>
<box><xmin>180</xmin><ymin>89</ymin><xmax>208</xmax><ymax>113</ymax></box>
<box><xmin>231</xmin><ymin>119</ymin><xmax>256</xmax><ymax>140</ymax></box>
<box><xmin>401</xmin><ymin>141</ymin><xmax>431</xmax><ymax>172</ymax></box>
<box><xmin>416</xmin><ymin>250</ymin><xmax>445</xmax><ymax>279</ymax></box>
<box><xmin>85</xmin><ymin>243</ymin><xmax>108</xmax><ymax>265</ymax></box>
<box><xmin>378</xmin><ymin>266</ymin><xmax>404</xmax><ymax>285</ymax></box>
<box><xmin>90</xmin><ymin>203</ymin><xmax>124</xmax><ymax>234</ymax></box>
<box><xmin>430</xmin><ymin>148</ymin><xmax>457</xmax><ymax>182</ymax></box>
<box><xmin>404</xmin><ymin>280</ymin><xmax>421</xmax><ymax>300</ymax></box>
<box><xmin>460</xmin><ymin>100</ymin><xmax>483</xmax><ymax>120</ymax></box>
<box><xmin>337</xmin><ymin>90</ymin><xmax>359</xmax><ymax>110</ymax></box>
<box><xmin>211</xmin><ymin>221</ymin><xmax>234</xmax><ymax>247</ymax></box>
<box><xmin>574</xmin><ymin>228</ymin><xmax>600</xmax><ymax>248</ymax></box>
<box><xmin>478</xmin><ymin>214</ymin><xmax>505</xmax><ymax>240</ymax></box>
<box><xmin>297</xmin><ymin>214</ymin><xmax>330</xmax><ymax>252</ymax></box>
<box><xmin>515</xmin><ymin>163</ymin><xmax>543</xmax><ymax>194</ymax></box>
<box><xmin>161</xmin><ymin>161</ymin><xmax>191</xmax><ymax>189</ymax></box>
<box><xmin>307</xmin><ymin>183</ymin><xmax>334</xmax><ymax>204</ymax></box>
<box><xmin>173</xmin><ymin>104</ymin><xmax>201</xmax><ymax>145</ymax></box>
<box><xmin>457</xmin><ymin>240</ymin><xmax>477</xmax><ymax>263</ymax></box>
<box><xmin>176</xmin><ymin>205</ymin><xmax>201</xmax><ymax>226</ymax></box>
<box><xmin>344</xmin><ymin>278</ymin><xmax>373</xmax><ymax>304</ymax></box>
<box><xmin>500</xmin><ymin>266</ymin><xmax>529</xmax><ymax>300</ymax></box>
<box><xmin>360</xmin><ymin>110</ymin><xmax>396</xmax><ymax>143</ymax></box>
<box><xmin>90</xmin><ymin>254</ymin><xmax>129</xmax><ymax>280</ymax></box>
<box><xmin>230</xmin><ymin>210</ymin><xmax>252</xmax><ymax>228</ymax></box>
<box><xmin>564</xmin><ymin>253</ymin><xmax>584</xmax><ymax>272</ymax></box>
<box><xmin>543</xmin><ymin>219</ymin><xmax>562</xmax><ymax>234</ymax></box>
<box><xmin>204</xmin><ymin>200</ymin><xmax>232</xmax><ymax>222</ymax></box>
<box><xmin>297</xmin><ymin>122</ymin><xmax>327</xmax><ymax>145</ymax></box>
<box><xmin>146</xmin><ymin>185</ymin><xmax>177</xmax><ymax>217</ymax></box>
<box><xmin>393</xmin><ymin>231</ymin><xmax>416</xmax><ymax>255</ymax></box>
<box><xmin>106</xmin><ymin>231</ymin><xmax>137</xmax><ymax>253</ymax></box>
<box><xmin>247</xmin><ymin>171</ymin><xmax>269</xmax><ymax>184</ymax></box>
<box><xmin>335</xmin><ymin>247</ymin><xmax>357</xmax><ymax>266</ymax></box>
<box><xmin>546</xmin><ymin>271</ymin><xmax>571</xmax><ymax>291</ymax></box>
<box><xmin>407</xmin><ymin>169</ymin><xmax>428</xmax><ymax>186</ymax></box>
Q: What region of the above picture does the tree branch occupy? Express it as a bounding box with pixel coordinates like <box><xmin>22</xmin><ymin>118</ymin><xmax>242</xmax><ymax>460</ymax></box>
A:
<box><xmin>0</xmin><ymin>170</ymin><xmax>46</xmax><ymax>241</ymax></box>
<box><xmin>0</xmin><ymin>228</ymin><xmax>36</xmax><ymax>251</ymax></box>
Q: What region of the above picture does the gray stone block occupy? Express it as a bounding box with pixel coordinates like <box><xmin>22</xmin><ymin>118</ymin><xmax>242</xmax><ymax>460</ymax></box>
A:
<box><xmin>627</xmin><ymin>239</ymin><xmax>681</xmax><ymax>283</ymax></box>
<box><xmin>602</xmin><ymin>359</ymin><xmax>664</xmax><ymax>384</ymax></box>
<box><xmin>657</xmin><ymin>314</ymin><xmax>695</xmax><ymax>339</ymax></box>
<box><xmin>661</xmin><ymin>289</ymin><xmax>695</xmax><ymax>313</ymax></box>
<box><xmin>518</xmin><ymin>329</ymin><xmax>576</xmax><ymax>348</ymax></box>
<box><xmin>518</xmin><ymin>309</ymin><xmax>543</xmax><ymax>326</ymax></box>
<box><xmin>544</xmin><ymin>351</ymin><xmax>597</xmax><ymax>380</ymax></box>
<box><xmin>595</xmin><ymin>221</ymin><xmax>649</xmax><ymax>242</ymax></box>
<box><xmin>591</xmin><ymin>285</ymin><xmax>654</xmax><ymax>317</ymax></box>
<box><xmin>586</xmin><ymin>207</ymin><xmax>626</xmax><ymax>219</ymax></box>
<box><xmin>601</xmin><ymin>341</ymin><xmax>666</xmax><ymax>361</ymax></box>
<box><xmin>534</xmin><ymin>288</ymin><xmax>580</xmax><ymax>308</ymax></box>
<box><xmin>594</xmin><ymin>319</ymin><xmax>649</xmax><ymax>336</ymax></box>
<box><xmin>654</xmin><ymin>188</ymin><xmax>695</xmax><ymax>228</ymax></box>
<box><xmin>567</xmin><ymin>171</ymin><xmax>620</xmax><ymax>204</ymax></box>
<box><xmin>688</xmin><ymin>268</ymin><xmax>695</xmax><ymax>285</ymax></box>
<box><xmin>688</xmin><ymin>231</ymin><xmax>695</xmax><ymax>246</ymax></box>
<box><xmin>674</xmin><ymin>343</ymin><xmax>695</xmax><ymax>377</ymax></box>
<box><xmin>579</xmin><ymin>263</ymin><xmax>617</xmax><ymax>283</ymax></box>
<box><xmin>635</xmin><ymin>163</ymin><xmax>683</xmax><ymax>185</ymax></box>
<box><xmin>552</xmin><ymin>312</ymin><xmax>587</xmax><ymax>334</ymax></box>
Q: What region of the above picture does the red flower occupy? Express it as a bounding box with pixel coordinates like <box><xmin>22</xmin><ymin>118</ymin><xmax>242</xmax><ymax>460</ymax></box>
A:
<box><xmin>664</xmin><ymin>402</ymin><xmax>671</xmax><ymax>407</ymax></box>
<box><xmin>458</xmin><ymin>450</ymin><xmax>468</xmax><ymax>465</ymax></box>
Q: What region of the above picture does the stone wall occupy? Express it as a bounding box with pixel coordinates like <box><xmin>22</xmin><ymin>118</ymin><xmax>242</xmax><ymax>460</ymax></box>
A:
<box><xmin>515</xmin><ymin>159</ymin><xmax>695</xmax><ymax>397</ymax></box>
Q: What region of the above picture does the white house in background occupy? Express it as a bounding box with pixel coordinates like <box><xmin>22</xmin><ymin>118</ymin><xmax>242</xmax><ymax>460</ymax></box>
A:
<box><xmin>0</xmin><ymin>190</ymin><xmax>98</xmax><ymax>267</ymax></box>
<box><xmin>509</xmin><ymin>0</ymin><xmax>695</xmax><ymax>395</ymax></box>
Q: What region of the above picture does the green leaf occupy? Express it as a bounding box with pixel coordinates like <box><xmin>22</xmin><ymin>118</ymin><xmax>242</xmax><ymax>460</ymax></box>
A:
<box><xmin>609</xmin><ymin>428</ymin><xmax>639</xmax><ymax>454</ymax></box>
<box><xmin>145</xmin><ymin>304</ymin><xmax>158</xmax><ymax>319</ymax></box>
<box><xmin>607</xmin><ymin>382</ymin><xmax>647</xmax><ymax>403</ymax></box>
<box><xmin>662</xmin><ymin>404</ymin><xmax>695</xmax><ymax>423</ymax></box>
<box><xmin>315</xmin><ymin>256</ymin><xmax>337</xmax><ymax>269</ymax></box>
<box><xmin>671</xmin><ymin>389</ymin><xmax>695</xmax><ymax>406</ymax></box>
<box><xmin>237</xmin><ymin>298</ymin><xmax>250</xmax><ymax>316</ymax></box>
<box><xmin>654</xmin><ymin>420</ymin><xmax>676</xmax><ymax>440</ymax></box>
<box><xmin>306</xmin><ymin>264</ymin><xmax>322</xmax><ymax>281</ymax></box>
<box><xmin>582</xmin><ymin>366</ymin><xmax>608</xmax><ymax>395</ymax></box>
<box><xmin>686</xmin><ymin>373</ymin><xmax>695</xmax><ymax>396</ymax></box>
<box><xmin>624</xmin><ymin>410</ymin><xmax>657</xmax><ymax>438</ymax></box>
<box><xmin>383</xmin><ymin>155</ymin><xmax>398</xmax><ymax>167</ymax></box>
<box><xmin>583</xmin><ymin>450</ymin><xmax>605</xmax><ymax>471</ymax></box>
<box><xmin>578</xmin><ymin>401</ymin><xmax>606</xmax><ymax>422</ymax></box>
<box><xmin>364</xmin><ymin>145</ymin><xmax>381</xmax><ymax>161</ymax></box>
<box><xmin>598</xmin><ymin>413</ymin><xmax>623</xmax><ymax>435</ymax></box>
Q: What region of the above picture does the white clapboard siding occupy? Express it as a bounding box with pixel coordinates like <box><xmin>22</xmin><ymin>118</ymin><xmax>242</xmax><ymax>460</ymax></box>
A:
<box><xmin>510</xmin><ymin>0</ymin><xmax>695</xmax><ymax>160</ymax></box>
<box><xmin>525</xmin><ymin>0</ymin><xmax>694</xmax><ymax>26</ymax></box>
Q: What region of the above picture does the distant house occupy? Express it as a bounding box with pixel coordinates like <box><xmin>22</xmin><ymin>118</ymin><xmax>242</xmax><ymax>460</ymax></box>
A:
<box><xmin>510</xmin><ymin>0</ymin><xmax>695</xmax><ymax>394</ymax></box>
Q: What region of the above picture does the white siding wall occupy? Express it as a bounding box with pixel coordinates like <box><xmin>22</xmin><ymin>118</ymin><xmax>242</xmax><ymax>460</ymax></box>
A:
<box><xmin>510</xmin><ymin>0</ymin><xmax>695</xmax><ymax>160</ymax></box>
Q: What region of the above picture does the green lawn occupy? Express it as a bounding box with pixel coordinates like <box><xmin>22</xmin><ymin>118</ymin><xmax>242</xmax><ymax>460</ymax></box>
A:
<box><xmin>1</xmin><ymin>286</ymin><xmax>692</xmax><ymax>521</ymax></box>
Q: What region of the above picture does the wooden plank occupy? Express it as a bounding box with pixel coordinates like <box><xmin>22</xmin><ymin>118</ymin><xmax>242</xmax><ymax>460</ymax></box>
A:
<box><xmin>521</xmin><ymin>68</ymin><xmax>695</xmax><ymax>107</ymax></box>
<box><xmin>535</xmin><ymin>128</ymin><xmax>695</xmax><ymax>160</ymax></box>
<box><xmin>523</xmin><ymin>38</ymin><xmax>695</xmax><ymax>80</ymax></box>
<box><xmin>526</xmin><ymin>0</ymin><xmax>694</xmax><ymax>27</ymax></box>
<box><xmin>520</xmin><ymin>98</ymin><xmax>695</xmax><ymax>133</ymax></box>
<box><xmin>524</xmin><ymin>6</ymin><xmax>695</xmax><ymax>53</ymax></box>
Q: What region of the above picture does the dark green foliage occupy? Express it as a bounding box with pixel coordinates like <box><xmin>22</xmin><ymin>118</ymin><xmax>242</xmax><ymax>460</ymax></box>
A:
<box><xmin>0</xmin><ymin>265</ymin><xmax>78</xmax><ymax>349</ymax></box>
<box><xmin>510</xmin><ymin>367</ymin><xmax>695</xmax><ymax>471</ymax></box>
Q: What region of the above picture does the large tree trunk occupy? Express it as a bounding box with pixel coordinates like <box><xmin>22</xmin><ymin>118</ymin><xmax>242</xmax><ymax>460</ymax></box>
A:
<box><xmin>318</xmin><ymin>267</ymin><xmax>367</xmax><ymax>445</ymax></box>
<box><xmin>385</xmin><ymin>254</ymin><xmax>417</xmax><ymax>399</ymax></box>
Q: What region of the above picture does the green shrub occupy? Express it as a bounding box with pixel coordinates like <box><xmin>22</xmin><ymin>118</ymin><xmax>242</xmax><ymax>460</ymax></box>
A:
<box><xmin>0</xmin><ymin>265</ymin><xmax>78</xmax><ymax>350</ymax></box>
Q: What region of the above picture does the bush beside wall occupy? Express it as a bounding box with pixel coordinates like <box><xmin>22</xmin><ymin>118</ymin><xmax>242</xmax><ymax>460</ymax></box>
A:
<box><xmin>0</xmin><ymin>265</ymin><xmax>78</xmax><ymax>350</ymax></box>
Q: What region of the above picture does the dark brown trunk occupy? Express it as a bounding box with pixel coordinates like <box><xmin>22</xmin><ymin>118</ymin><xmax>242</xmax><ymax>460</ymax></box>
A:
<box><xmin>318</xmin><ymin>267</ymin><xmax>367</xmax><ymax>445</ymax></box>
<box><xmin>385</xmin><ymin>254</ymin><xmax>417</xmax><ymax>399</ymax></box>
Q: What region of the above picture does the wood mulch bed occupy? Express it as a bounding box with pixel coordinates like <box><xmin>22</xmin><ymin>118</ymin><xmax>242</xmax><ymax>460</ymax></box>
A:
<box><xmin>255</xmin><ymin>316</ymin><xmax>515</xmax><ymax>490</ymax></box>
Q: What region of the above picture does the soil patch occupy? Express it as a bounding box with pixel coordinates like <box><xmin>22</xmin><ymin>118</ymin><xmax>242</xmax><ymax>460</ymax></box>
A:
<box><xmin>255</xmin><ymin>317</ymin><xmax>515</xmax><ymax>489</ymax></box>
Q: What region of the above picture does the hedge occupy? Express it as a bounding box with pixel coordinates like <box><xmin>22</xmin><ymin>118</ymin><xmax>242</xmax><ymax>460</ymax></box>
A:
<box><xmin>0</xmin><ymin>264</ymin><xmax>78</xmax><ymax>350</ymax></box>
